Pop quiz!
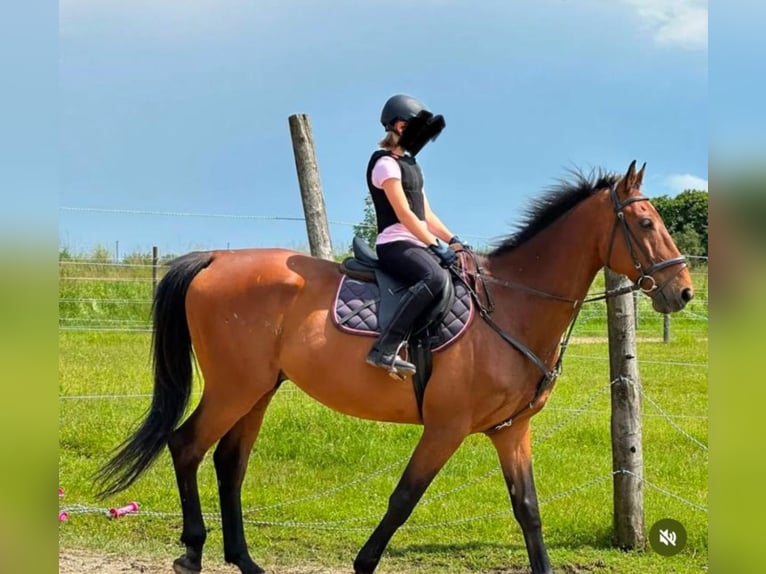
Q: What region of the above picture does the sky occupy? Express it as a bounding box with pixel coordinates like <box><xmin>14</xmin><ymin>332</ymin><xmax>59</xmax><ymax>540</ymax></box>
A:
<box><xmin>56</xmin><ymin>0</ymin><xmax>709</xmax><ymax>257</ymax></box>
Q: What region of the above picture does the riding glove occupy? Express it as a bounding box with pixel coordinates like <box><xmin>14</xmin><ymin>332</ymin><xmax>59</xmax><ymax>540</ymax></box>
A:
<box><xmin>448</xmin><ymin>235</ymin><xmax>472</xmax><ymax>252</ymax></box>
<box><xmin>429</xmin><ymin>239</ymin><xmax>457</xmax><ymax>267</ymax></box>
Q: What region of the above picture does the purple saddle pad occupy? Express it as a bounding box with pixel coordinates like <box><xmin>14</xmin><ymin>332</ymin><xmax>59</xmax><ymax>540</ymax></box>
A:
<box><xmin>332</xmin><ymin>276</ymin><xmax>474</xmax><ymax>352</ymax></box>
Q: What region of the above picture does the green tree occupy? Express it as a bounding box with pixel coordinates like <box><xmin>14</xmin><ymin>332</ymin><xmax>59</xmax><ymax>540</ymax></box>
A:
<box><xmin>352</xmin><ymin>195</ymin><xmax>377</xmax><ymax>248</ymax></box>
<box><xmin>673</xmin><ymin>223</ymin><xmax>703</xmax><ymax>257</ymax></box>
<box><xmin>653</xmin><ymin>189</ymin><xmax>708</xmax><ymax>256</ymax></box>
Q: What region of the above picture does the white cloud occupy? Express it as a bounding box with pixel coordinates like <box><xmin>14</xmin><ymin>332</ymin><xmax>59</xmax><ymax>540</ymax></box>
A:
<box><xmin>666</xmin><ymin>174</ymin><xmax>708</xmax><ymax>193</ymax></box>
<box><xmin>621</xmin><ymin>0</ymin><xmax>707</xmax><ymax>51</ymax></box>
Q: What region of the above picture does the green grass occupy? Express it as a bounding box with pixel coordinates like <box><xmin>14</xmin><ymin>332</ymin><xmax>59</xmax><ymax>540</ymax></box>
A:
<box><xmin>59</xmin><ymin>334</ymin><xmax>707</xmax><ymax>573</ymax></box>
<box><xmin>58</xmin><ymin>259</ymin><xmax>707</xmax><ymax>572</ymax></box>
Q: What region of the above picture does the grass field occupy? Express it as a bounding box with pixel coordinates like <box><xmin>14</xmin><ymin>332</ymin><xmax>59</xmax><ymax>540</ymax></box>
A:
<box><xmin>58</xmin><ymin>257</ymin><xmax>708</xmax><ymax>573</ymax></box>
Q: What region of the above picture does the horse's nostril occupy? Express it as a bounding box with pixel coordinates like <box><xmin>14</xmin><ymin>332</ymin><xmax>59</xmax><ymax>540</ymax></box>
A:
<box><xmin>681</xmin><ymin>287</ymin><xmax>694</xmax><ymax>302</ymax></box>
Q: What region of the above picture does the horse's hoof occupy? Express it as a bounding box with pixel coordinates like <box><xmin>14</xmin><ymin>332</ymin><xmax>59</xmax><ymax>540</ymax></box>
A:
<box><xmin>173</xmin><ymin>555</ymin><xmax>202</xmax><ymax>574</ymax></box>
<box><xmin>224</xmin><ymin>552</ymin><xmax>266</xmax><ymax>574</ymax></box>
<box><xmin>230</xmin><ymin>559</ymin><xmax>266</xmax><ymax>574</ymax></box>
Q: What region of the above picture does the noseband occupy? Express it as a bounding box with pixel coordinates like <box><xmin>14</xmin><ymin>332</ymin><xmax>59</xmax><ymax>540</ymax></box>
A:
<box><xmin>605</xmin><ymin>183</ymin><xmax>688</xmax><ymax>294</ymax></box>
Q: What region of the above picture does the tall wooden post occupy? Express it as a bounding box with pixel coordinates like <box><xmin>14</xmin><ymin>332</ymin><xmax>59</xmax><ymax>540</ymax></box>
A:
<box><xmin>605</xmin><ymin>268</ymin><xmax>646</xmax><ymax>550</ymax></box>
<box><xmin>288</xmin><ymin>114</ymin><xmax>334</xmax><ymax>260</ymax></box>
<box><xmin>633</xmin><ymin>290</ymin><xmax>639</xmax><ymax>329</ymax></box>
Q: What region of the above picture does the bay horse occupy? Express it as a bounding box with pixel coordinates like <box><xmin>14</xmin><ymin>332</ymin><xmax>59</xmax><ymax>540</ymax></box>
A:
<box><xmin>96</xmin><ymin>161</ymin><xmax>694</xmax><ymax>574</ymax></box>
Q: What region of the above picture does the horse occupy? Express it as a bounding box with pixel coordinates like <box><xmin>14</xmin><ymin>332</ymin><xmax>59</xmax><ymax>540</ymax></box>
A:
<box><xmin>96</xmin><ymin>160</ymin><xmax>694</xmax><ymax>574</ymax></box>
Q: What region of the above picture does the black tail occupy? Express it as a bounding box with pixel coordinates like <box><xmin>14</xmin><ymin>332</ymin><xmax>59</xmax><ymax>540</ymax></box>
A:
<box><xmin>95</xmin><ymin>251</ymin><xmax>214</xmax><ymax>498</ymax></box>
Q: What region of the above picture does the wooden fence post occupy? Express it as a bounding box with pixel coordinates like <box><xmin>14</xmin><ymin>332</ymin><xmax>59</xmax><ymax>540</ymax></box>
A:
<box><xmin>633</xmin><ymin>290</ymin><xmax>639</xmax><ymax>329</ymax></box>
<box><xmin>152</xmin><ymin>246</ymin><xmax>158</xmax><ymax>299</ymax></box>
<box><xmin>288</xmin><ymin>113</ymin><xmax>334</xmax><ymax>261</ymax></box>
<box><xmin>663</xmin><ymin>314</ymin><xmax>670</xmax><ymax>343</ymax></box>
<box><xmin>605</xmin><ymin>268</ymin><xmax>646</xmax><ymax>550</ymax></box>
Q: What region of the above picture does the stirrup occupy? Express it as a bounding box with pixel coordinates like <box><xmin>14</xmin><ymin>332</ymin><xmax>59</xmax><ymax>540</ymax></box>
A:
<box><xmin>366</xmin><ymin>343</ymin><xmax>416</xmax><ymax>379</ymax></box>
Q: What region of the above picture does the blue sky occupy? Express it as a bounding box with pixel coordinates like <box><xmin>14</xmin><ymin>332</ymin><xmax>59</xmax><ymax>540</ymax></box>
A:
<box><xmin>57</xmin><ymin>0</ymin><xmax>708</xmax><ymax>257</ymax></box>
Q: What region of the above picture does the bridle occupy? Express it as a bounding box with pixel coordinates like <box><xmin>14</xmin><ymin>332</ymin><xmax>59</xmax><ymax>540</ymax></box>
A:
<box><xmin>605</xmin><ymin>182</ymin><xmax>688</xmax><ymax>295</ymax></box>
<box><xmin>454</xmin><ymin>180</ymin><xmax>688</xmax><ymax>434</ymax></box>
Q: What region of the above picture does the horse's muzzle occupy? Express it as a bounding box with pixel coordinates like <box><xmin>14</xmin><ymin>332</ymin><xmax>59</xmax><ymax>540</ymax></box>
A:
<box><xmin>651</xmin><ymin>283</ymin><xmax>694</xmax><ymax>314</ymax></box>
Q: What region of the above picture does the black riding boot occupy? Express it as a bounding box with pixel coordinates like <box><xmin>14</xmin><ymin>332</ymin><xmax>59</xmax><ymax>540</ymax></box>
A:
<box><xmin>366</xmin><ymin>281</ymin><xmax>435</xmax><ymax>377</ymax></box>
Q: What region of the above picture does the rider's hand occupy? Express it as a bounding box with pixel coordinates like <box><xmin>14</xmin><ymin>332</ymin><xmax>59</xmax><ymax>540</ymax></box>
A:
<box><xmin>448</xmin><ymin>235</ymin><xmax>472</xmax><ymax>252</ymax></box>
<box><xmin>429</xmin><ymin>239</ymin><xmax>457</xmax><ymax>267</ymax></box>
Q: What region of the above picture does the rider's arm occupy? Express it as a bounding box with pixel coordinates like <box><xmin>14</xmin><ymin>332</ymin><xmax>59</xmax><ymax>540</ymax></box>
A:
<box><xmin>380</xmin><ymin>178</ymin><xmax>440</xmax><ymax>246</ymax></box>
<box><xmin>422</xmin><ymin>191</ymin><xmax>454</xmax><ymax>243</ymax></box>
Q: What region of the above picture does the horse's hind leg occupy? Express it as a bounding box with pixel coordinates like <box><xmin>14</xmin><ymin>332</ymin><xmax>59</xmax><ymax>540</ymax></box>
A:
<box><xmin>353</xmin><ymin>426</ymin><xmax>466</xmax><ymax>574</ymax></box>
<box><xmin>488</xmin><ymin>421</ymin><xmax>553</xmax><ymax>574</ymax></box>
<box><xmin>169</xmin><ymin>390</ymin><xmax>269</xmax><ymax>574</ymax></box>
<box><xmin>213</xmin><ymin>385</ymin><xmax>281</xmax><ymax>574</ymax></box>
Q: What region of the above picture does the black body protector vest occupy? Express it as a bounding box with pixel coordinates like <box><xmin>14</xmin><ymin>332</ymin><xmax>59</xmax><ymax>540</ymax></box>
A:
<box><xmin>366</xmin><ymin>150</ymin><xmax>426</xmax><ymax>234</ymax></box>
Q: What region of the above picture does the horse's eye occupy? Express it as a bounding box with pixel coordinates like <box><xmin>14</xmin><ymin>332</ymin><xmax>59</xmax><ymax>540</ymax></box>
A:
<box><xmin>639</xmin><ymin>218</ymin><xmax>654</xmax><ymax>229</ymax></box>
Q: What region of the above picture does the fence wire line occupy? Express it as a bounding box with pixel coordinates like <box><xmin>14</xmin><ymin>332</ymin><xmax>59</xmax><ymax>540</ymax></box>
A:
<box><xmin>59</xmin><ymin>206</ymin><xmax>495</xmax><ymax>242</ymax></box>
<box><xmin>60</xmin><ymin>260</ymin><xmax>157</xmax><ymax>268</ymax></box>
<box><xmin>544</xmin><ymin>406</ymin><xmax>707</xmax><ymax>420</ymax></box>
<box><xmin>61</xmin><ymin>276</ymin><xmax>155</xmax><ymax>283</ymax></box>
<box><xmin>61</xmin><ymin>381</ymin><xmax>617</xmax><ymax>524</ymax></box>
<box><xmin>244</xmin><ymin>458</ymin><xmax>409</xmax><ymax>514</ymax></box>
<box><xmin>61</xmin><ymin>206</ymin><xmax>311</xmax><ymax>222</ymax></box>
<box><xmin>60</xmin><ymin>381</ymin><xmax>616</xmax><ymax>525</ymax></box>
<box><xmin>58</xmin><ymin>377</ymin><xmax>706</xmax><ymax>425</ymax></box>
<box><xmin>638</xmin><ymin>387</ymin><xmax>708</xmax><ymax>450</ymax></box>
<box><xmin>60</xmin><ymin>473</ymin><xmax>614</xmax><ymax>530</ymax></box>
<box><xmin>59</xmin><ymin>297</ymin><xmax>152</xmax><ymax>305</ymax></box>
<box><xmin>59</xmin><ymin>468</ymin><xmax>705</xmax><ymax>533</ymax></box>
<box><xmin>60</xmin><ymin>317</ymin><xmax>150</xmax><ymax>324</ymax></box>
<box><xmin>566</xmin><ymin>353</ymin><xmax>707</xmax><ymax>368</ymax></box>
<box><xmin>679</xmin><ymin>309</ymin><xmax>709</xmax><ymax>322</ymax></box>
<box><xmin>60</xmin><ymin>378</ymin><xmax>703</xmax><ymax>521</ymax></box>
<box><xmin>615</xmin><ymin>469</ymin><xmax>708</xmax><ymax>513</ymax></box>
<box><xmin>60</xmin><ymin>385</ymin><xmax>706</xmax><ymax>530</ymax></box>
<box><xmin>59</xmin><ymin>327</ymin><xmax>153</xmax><ymax>333</ymax></box>
<box><xmin>59</xmin><ymin>206</ymin><xmax>714</xmax><ymax>250</ymax></box>
<box><xmin>416</xmin><ymin>381</ymin><xmax>617</xmax><ymax>509</ymax></box>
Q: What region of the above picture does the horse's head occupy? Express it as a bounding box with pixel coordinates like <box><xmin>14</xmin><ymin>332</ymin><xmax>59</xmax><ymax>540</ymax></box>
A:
<box><xmin>602</xmin><ymin>160</ymin><xmax>695</xmax><ymax>313</ymax></box>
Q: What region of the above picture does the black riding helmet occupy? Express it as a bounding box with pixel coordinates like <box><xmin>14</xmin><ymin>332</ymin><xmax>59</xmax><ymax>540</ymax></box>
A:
<box><xmin>380</xmin><ymin>94</ymin><xmax>428</xmax><ymax>130</ymax></box>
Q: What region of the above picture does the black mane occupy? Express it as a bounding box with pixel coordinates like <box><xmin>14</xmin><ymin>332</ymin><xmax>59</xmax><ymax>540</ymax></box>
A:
<box><xmin>489</xmin><ymin>169</ymin><xmax>620</xmax><ymax>257</ymax></box>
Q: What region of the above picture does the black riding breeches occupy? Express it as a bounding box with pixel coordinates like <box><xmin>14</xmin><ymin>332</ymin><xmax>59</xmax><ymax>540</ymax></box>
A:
<box><xmin>375</xmin><ymin>240</ymin><xmax>450</xmax><ymax>296</ymax></box>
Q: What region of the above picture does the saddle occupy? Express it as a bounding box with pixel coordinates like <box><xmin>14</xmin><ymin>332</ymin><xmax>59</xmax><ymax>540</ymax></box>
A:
<box><xmin>335</xmin><ymin>237</ymin><xmax>475</xmax><ymax>414</ymax></box>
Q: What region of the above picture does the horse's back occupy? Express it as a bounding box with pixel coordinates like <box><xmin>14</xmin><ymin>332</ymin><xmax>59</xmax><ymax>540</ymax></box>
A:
<box><xmin>182</xmin><ymin>248</ymin><xmax>422</xmax><ymax>424</ymax></box>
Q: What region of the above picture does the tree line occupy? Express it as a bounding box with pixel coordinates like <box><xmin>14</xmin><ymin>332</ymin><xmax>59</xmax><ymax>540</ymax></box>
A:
<box><xmin>652</xmin><ymin>189</ymin><xmax>708</xmax><ymax>257</ymax></box>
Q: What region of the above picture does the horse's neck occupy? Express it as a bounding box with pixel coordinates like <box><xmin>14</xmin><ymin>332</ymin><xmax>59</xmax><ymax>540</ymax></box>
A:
<box><xmin>483</xmin><ymin>197</ymin><xmax>606</xmax><ymax>355</ymax></box>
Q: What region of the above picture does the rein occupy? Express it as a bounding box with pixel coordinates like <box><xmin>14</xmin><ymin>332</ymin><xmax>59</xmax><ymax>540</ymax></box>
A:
<box><xmin>454</xmin><ymin>182</ymin><xmax>688</xmax><ymax>434</ymax></box>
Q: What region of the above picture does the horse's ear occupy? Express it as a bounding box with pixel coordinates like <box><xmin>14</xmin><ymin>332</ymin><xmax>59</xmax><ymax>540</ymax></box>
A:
<box><xmin>635</xmin><ymin>162</ymin><xmax>646</xmax><ymax>189</ymax></box>
<box><xmin>625</xmin><ymin>160</ymin><xmax>637</xmax><ymax>184</ymax></box>
<box><xmin>617</xmin><ymin>160</ymin><xmax>638</xmax><ymax>197</ymax></box>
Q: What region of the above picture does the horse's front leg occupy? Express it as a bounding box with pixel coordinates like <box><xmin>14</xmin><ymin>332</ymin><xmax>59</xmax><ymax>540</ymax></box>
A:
<box><xmin>353</xmin><ymin>426</ymin><xmax>466</xmax><ymax>574</ymax></box>
<box><xmin>488</xmin><ymin>420</ymin><xmax>553</xmax><ymax>574</ymax></box>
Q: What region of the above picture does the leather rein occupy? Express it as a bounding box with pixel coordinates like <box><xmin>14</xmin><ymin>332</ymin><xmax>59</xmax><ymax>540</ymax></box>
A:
<box><xmin>452</xmin><ymin>183</ymin><xmax>688</xmax><ymax>434</ymax></box>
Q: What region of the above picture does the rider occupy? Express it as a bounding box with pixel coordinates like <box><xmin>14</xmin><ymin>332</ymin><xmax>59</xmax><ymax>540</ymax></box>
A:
<box><xmin>365</xmin><ymin>94</ymin><xmax>467</xmax><ymax>377</ymax></box>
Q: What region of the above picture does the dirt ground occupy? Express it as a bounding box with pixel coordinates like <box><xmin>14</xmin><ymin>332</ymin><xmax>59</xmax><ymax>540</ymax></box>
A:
<box><xmin>57</xmin><ymin>549</ymin><xmax>545</xmax><ymax>574</ymax></box>
<box><xmin>58</xmin><ymin>548</ymin><xmax>604</xmax><ymax>573</ymax></box>
<box><xmin>58</xmin><ymin>548</ymin><xmax>347</xmax><ymax>574</ymax></box>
